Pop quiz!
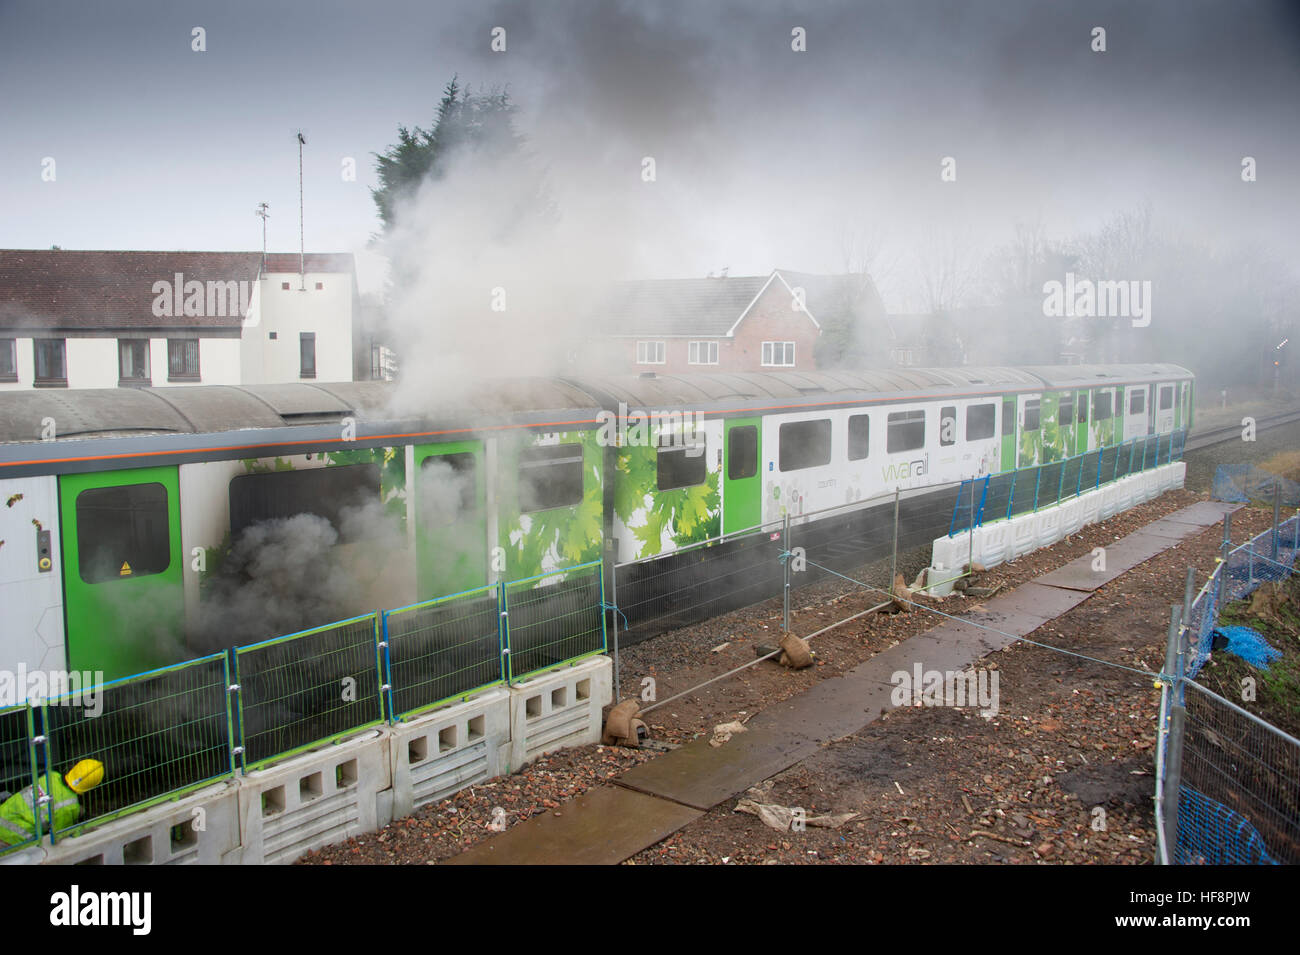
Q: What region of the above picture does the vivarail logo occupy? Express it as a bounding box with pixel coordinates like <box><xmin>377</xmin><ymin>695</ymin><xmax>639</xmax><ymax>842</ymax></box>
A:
<box><xmin>151</xmin><ymin>273</ymin><xmax>253</xmax><ymax>319</ymax></box>
<box><xmin>1042</xmin><ymin>272</ymin><xmax>1151</xmax><ymax>328</ymax></box>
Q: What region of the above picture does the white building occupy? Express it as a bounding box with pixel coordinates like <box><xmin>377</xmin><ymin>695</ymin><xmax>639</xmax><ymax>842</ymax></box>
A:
<box><xmin>0</xmin><ymin>249</ymin><xmax>369</xmax><ymax>390</ymax></box>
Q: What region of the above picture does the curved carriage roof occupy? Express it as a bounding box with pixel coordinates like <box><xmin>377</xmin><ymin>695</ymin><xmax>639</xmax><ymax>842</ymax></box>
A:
<box><xmin>0</xmin><ymin>363</ymin><xmax>1193</xmax><ymax>447</ymax></box>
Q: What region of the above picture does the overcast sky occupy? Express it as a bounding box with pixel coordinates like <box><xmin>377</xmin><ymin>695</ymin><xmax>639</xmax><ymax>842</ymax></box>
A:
<box><xmin>2</xmin><ymin>0</ymin><xmax>1297</xmax><ymax>306</ymax></box>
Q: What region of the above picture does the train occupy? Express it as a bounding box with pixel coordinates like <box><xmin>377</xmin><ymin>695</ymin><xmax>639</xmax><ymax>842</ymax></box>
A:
<box><xmin>0</xmin><ymin>362</ymin><xmax>1193</xmax><ymax>691</ymax></box>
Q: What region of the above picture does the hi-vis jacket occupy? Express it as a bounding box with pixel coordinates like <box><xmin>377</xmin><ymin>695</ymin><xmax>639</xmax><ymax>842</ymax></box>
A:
<box><xmin>0</xmin><ymin>776</ymin><xmax>80</xmax><ymax>845</ymax></box>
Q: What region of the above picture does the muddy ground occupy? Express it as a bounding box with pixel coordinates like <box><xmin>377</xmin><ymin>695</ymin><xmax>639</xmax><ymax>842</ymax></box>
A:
<box><xmin>300</xmin><ymin>425</ymin><xmax>1298</xmax><ymax>866</ymax></box>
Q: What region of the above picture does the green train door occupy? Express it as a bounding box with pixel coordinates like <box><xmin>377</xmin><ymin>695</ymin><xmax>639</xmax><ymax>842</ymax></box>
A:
<box><xmin>59</xmin><ymin>466</ymin><xmax>184</xmax><ymax>682</ymax></box>
<box><xmin>723</xmin><ymin>418</ymin><xmax>762</xmax><ymax>535</ymax></box>
<box><xmin>414</xmin><ymin>441</ymin><xmax>487</xmax><ymax>598</ymax></box>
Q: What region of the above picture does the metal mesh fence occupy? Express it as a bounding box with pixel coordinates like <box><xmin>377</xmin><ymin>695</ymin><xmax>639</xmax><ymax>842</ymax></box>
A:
<box><xmin>615</xmin><ymin>528</ymin><xmax>785</xmax><ymax>643</ymax></box>
<box><xmin>0</xmin><ymin>705</ymin><xmax>40</xmax><ymax>853</ymax></box>
<box><xmin>234</xmin><ymin>614</ymin><xmax>384</xmax><ymax>769</ymax></box>
<box><xmin>1175</xmin><ymin>682</ymin><xmax>1300</xmax><ymax>864</ymax></box>
<box><xmin>384</xmin><ymin>586</ymin><xmax>503</xmax><ymax>721</ymax></box>
<box><xmin>505</xmin><ymin>562</ymin><xmax>606</xmax><ymax>681</ymax></box>
<box><xmin>41</xmin><ymin>654</ymin><xmax>233</xmax><ymax>838</ymax></box>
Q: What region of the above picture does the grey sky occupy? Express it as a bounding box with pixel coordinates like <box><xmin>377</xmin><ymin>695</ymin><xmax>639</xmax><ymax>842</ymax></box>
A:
<box><xmin>2</xmin><ymin>0</ymin><xmax>1297</xmax><ymax>304</ymax></box>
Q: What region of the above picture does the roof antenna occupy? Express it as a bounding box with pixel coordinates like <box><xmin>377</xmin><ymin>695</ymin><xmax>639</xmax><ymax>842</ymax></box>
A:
<box><xmin>255</xmin><ymin>202</ymin><xmax>269</xmax><ymax>273</ymax></box>
<box><xmin>295</xmin><ymin>130</ymin><xmax>307</xmax><ymax>290</ymax></box>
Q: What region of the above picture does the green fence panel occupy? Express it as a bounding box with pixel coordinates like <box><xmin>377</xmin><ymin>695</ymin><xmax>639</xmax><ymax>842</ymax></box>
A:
<box><xmin>504</xmin><ymin>562</ymin><xmax>607</xmax><ymax>683</ymax></box>
<box><xmin>41</xmin><ymin>654</ymin><xmax>233</xmax><ymax>840</ymax></box>
<box><xmin>234</xmin><ymin>614</ymin><xmax>384</xmax><ymax>770</ymax></box>
<box><xmin>383</xmin><ymin>586</ymin><xmax>504</xmax><ymax>721</ymax></box>
<box><xmin>0</xmin><ymin>705</ymin><xmax>41</xmax><ymax>854</ymax></box>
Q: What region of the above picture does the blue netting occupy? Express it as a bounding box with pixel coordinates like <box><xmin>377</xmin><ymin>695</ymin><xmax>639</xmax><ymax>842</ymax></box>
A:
<box><xmin>1174</xmin><ymin>786</ymin><xmax>1280</xmax><ymax>865</ymax></box>
<box><xmin>1212</xmin><ymin>465</ymin><xmax>1300</xmax><ymax>507</ymax></box>
<box><xmin>1211</xmin><ymin>626</ymin><xmax>1284</xmax><ymax>670</ymax></box>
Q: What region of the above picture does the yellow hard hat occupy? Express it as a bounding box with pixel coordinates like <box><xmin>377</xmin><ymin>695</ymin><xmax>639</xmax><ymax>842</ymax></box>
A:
<box><xmin>64</xmin><ymin>759</ymin><xmax>105</xmax><ymax>794</ymax></box>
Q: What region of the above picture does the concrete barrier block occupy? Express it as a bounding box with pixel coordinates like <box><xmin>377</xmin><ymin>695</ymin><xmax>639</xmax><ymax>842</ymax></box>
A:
<box><xmin>1058</xmin><ymin>498</ymin><xmax>1083</xmax><ymax>537</ymax></box>
<box><xmin>1079</xmin><ymin>486</ymin><xmax>1102</xmax><ymax>528</ymax></box>
<box><xmin>977</xmin><ymin>522</ymin><xmax>1010</xmax><ymax>568</ymax></box>
<box><xmin>1010</xmin><ymin>514</ymin><xmax>1037</xmax><ymax>559</ymax></box>
<box><xmin>390</xmin><ymin>687</ymin><xmax>510</xmax><ymax>819</ymax></box>
<box><xmin>1142</xmin><ymin>469</ymin><xmax>1160</xmax><ymax>500</ymax></box>
<box><xmin>1036</xmin><ymin>507</ymin><xmax>1062</xmax><ymax>548</ymax></box>
<box><xmin>1170</xmin><ymin>461</ymin><xmax>1186</xmax><ymax>489</ymax></box>
<box><xmin>509</xmin><ymin>656</ymin><xmax>612</xmax><ymax>771</ymax></box>
<box><xmin>930</xmin><ymin>534</ymin><xmax>965</xmax><ymax>576</ymax></box>
<box><xmin>1</xmin><ymin>845</ymin><xmax>46</xmax><ymax>865</ymax></box>
<box><xmin>238</xmin><ymin>729</ymin><xmax>391</xmax><ymax>865</ymax></box>
<box><xmin>43</xmin><ymin>780</ymin><xmax>240</xmax><ymax>866</ymax></box>
<box><xmin>1098</xmin><ymin>484</ymin><xmax>1119</xmax><ymax>520</ymax></box>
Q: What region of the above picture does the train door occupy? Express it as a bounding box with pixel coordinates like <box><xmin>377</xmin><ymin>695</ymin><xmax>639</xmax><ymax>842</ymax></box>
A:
<box><xmin>58</xmin><ymin>466</ymin><xmax>184</xmax><ymax>682</ymax></box>
<box><xmin>723</xmin><ymin>418</ymin><xmax>761</xmax><ymax>535</ymax></box>
<box><xmin>1016</xmin><ymin>394</ymin><xmax>1043</xmax><ymax>467</ymax></box>
<box><xmin>414</xmin><ymin>441</ymin><xmax>487</xmax><ymax>599</ymax></box>
<box><xmin>1156</xmin><ymin>383</ymin><xmax>1176</xmax><ymax>432</ymax></box>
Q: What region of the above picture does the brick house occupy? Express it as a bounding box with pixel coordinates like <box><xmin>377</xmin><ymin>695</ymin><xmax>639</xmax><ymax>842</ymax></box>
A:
<box><xmin>596</xmin><ymin>269</ymin><xmax>875</xmax><ymax>374</ymax></box>
<box><xmin>0</xmin><ymin>249</ymin><xmax>371</xmax><ymax>390</ymax></box>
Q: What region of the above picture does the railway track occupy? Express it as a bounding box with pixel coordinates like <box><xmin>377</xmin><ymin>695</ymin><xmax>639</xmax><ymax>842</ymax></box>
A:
<box><xmin>1184</xmin><ymin>407</ymin><xmax>1300</xmax><ymax>453</ymax></box>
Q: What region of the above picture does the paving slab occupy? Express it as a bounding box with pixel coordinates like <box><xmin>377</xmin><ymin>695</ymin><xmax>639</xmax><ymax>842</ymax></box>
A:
<box><xmin>444</xmin><ymin>786</ymin><xmax>701</xmax><ymax>865</ymax></box>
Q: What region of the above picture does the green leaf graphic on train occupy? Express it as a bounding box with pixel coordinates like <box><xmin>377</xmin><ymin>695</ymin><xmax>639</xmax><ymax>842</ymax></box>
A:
<box><xmin>324</xmin><ymin>445</ymin><xmax>407</xmax><ymax>522</ymax></box>
<box><xmin>1018</xmin><ymin>427</ymin><xmax>1042</xmax><ymax>468</ymax></box>
<box><xmin>1039</xmin><ymin>394</ymin><xmax>1066</xmax><ymax>464</ymax></box>
<box><xmin>614</xmin><ymin>435</ymin><xmax>720</xmax><ymax>559</ymax></box>
<box><xmin>498</xmin><ymin>431</ymin><xmax>603</xmax><ymax>579</ymax></box>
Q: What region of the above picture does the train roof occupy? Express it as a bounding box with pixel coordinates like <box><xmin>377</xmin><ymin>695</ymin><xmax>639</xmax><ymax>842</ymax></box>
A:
<box><xmin>0</xmin><ymin>363</ymin><xmax>1196</xmax><ymax>454</ymax></box>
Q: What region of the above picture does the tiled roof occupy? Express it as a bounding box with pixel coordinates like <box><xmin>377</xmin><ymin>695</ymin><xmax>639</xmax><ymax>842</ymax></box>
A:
<box><xmin>0</xmin><ymin>249</ymin><xmax>354</xmax><ymax>331</ymax></box>
<box><xmin>600</xmin><ymin>269</ymin><xmax>880</xmax><ymax>338</ymax></box>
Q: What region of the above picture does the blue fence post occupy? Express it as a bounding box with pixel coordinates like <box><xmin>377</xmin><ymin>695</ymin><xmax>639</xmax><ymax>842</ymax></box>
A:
<box><xmin>498</xmin><ymin>580</ymin><xmax>511</xmax><ymax>686</ymax></box>
<box><xmin>1006</xmin><ymin>470</ymin><xmax>1016</xmax><ymax>521</ymax></box>
<box><xmin>948</xmin><ymin>479</ymin><xmax>965</xmax><ymax>537</ymax></box>
<box><xmin>379</xmin><ymin>610</ymin><xmax>394</xmax><ymax>724</ymax></box>
<box><xmin>976</xmin><ymin>475</ymin><xmax>990</xmax><ymax>527</ymax></box>
<box><xmin>1129</xmin><ymin>439</ymin><xmax>1138</xmax><ymax>475</ymax></box>
<box><xmin>221</xmin><ymin>651</ymin><xmax>238</xmax><ymax>777</ymax></box>
<box><xmin>1032</xmin><ymin>467</ymin><xmax>1041</xmax><ymax>512</ymax></box>
<box><xmin>1096</xmin><ymin>448</ymin><xmax>1104</xmax><ymax>489</ymax></box>
<box><xmin>229</xmin><ymin>649</ymin><xmax>246</xmax><ymax>774</ymax></box>
<box><xmin>1113</xmin><ymin>441</ymin><xmax>1122</xmax><ymax>482</ymax></box>
<box><xmin>1057</xmin><ymin>456</ymin><xmax>1067</xmax><ymax>504</ymax></box>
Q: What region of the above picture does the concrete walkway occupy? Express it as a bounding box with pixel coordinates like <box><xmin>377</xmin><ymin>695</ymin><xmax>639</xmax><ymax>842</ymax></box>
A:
<box><xmin>449</xmin><ymin>499</ymin><xmax>1240</xmax><ymax>865</ymax></box>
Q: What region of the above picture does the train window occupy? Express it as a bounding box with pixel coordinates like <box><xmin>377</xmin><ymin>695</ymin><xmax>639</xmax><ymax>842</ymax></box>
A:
<box><xmin>1058</xmin><ymin>396</ymin><xmax>1074</xmax><ymax>428</ymax></box>
<box><xmin>1002</xmin><ymin>399</ymin><xmax>1015</xmax><ymax>436</ymax></box>
<box><xmin>76</xmin><ymin>483</ymin><xmax>170</xmax><ymax>584</ymax></box>
<box><xmin>1078</xmin><ymin>396</ymin><xmax>1089</xmax><ymax>424</ymax></box>
<box><xmin>229</xmin><ymin>464</ymin><xmax>382</xmax><ymax>539</ymax></box>
<box><xmin>727</xmin><ymin>426</ymin><xmax>758</xmax><ymax>480</ymax></box>
<box><xmin>420</xmin><ymin>452</ymin><xmax>478</xmax><ymax>523</ymax></box>
<box><xmin>779</xmin><ymin>419</ymin><xmax>832</xmax><ymax>471</ymax></box>
<box><xmin>1159</xmin><ymin>387</ymin><xmax>1173</xmax><ymax>410</ymax></box>
<box><xmin>848</xmin><ymin>414</ymin><xmax>870</xmax><ymax>461</ymax></box>
<box><xmin>658</xmin><ymin>436</ymin><xmax>708</xmax><ymax>490</ymax></box>
<box><xmin>939</xmin><ymin>406</ymin><xmax>957</xmax><ymax>447</ymax></box>
<box><xmin>1023</xmin><ymin>399</ymin><xmax>1041</xmax><ymax>431</ymax></box>
<box><xmin>886</xmin><ymin>411</ymin><xmax>925</xmax><ymax>453</ymax></box>
<box><xmin>1129</xmin><ymin>390</ymin><xmax>1145</xmax><ymax>414</ymax></box>
<box><xmin>518</xmin><ymin>444</ymin><xmax>584</xmax><ymax>512</ymax></box>
<box><xmin>966</xmin><ymin>404</ymin><xmax>996</xmax><ymax>441</ymax></box>
<box><xmin>1093</xmin><ymin>392</ymin><xmax>1112</xmax><ymax>420</ymax></box>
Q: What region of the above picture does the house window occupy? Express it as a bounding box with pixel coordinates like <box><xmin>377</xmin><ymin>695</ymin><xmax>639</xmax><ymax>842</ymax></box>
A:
<box><xmin>34</xmin><ymin>339</ymin><xmax>66</xmax><ymax>386</ymax></box>
<box><xmin>636</xmin><ymin>341</ymin><xmax>665</xmax><ymax>365</ymax></box>
<box><xmin>0</xmin><ymin>339</ymin><xmax>15</xmax><ymax>381</ymax></box>
<box><xmin>281</xmin><ymin>282</ymin><xmax>290</xmax><ymax>290</ymax></box>
<box><xmin>168</xmin><ymin>339</ymin><xmax>200</xmax><ymax>380</ymax></box>
<box><xmin>761</xmin><ymin>341</ymin><xmax>795</xmax><ymax>367</ymax></box>
<box><xmin>118</xmin><ymin>339</ymin><xmax>151</xmax><ymax>384</ymax></box>
<box><xmin>966</xmin><ymin>404</ymin><xmax>997</xmax><ymax>441</ymax></box>
<box><xmin>848</xmin><ymin>414</ymin><xmax>870</xmax><ymax>461</ymax></box>
<box><xmin>778</xmin><ymin>419</ymin><xmax>832</xmax><ymax>472</ymax></box>
<box><xmin>300</xmin><ymin>332</ymin><xmax>316</xmax><ymax>378</ymax></box>
<box><xmin>688</xmin><ymin>341</ymin><xmax>718</xmax><ymax>365</ymax></box>
<box><xmin>886</xmin><ymin>411</ymin><xmax>925</xmax><ymax>453</ymax></box>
